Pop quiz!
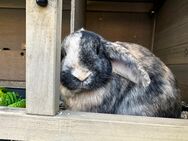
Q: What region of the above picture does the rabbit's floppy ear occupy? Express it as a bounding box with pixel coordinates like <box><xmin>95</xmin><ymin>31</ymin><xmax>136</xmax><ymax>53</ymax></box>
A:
<box><xmin>104</xmin><ymin>42</ymin><xmax>150</xmax><ymax>87</ymax></box>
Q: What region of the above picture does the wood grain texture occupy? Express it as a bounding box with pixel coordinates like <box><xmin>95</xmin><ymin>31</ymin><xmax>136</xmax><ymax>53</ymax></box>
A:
<box><xmin>71</xmin><ymin>0</ymin><xmax>86</xmax><ymax>32</ymax></box>
<box><xmin>0</xmin><ymin>9</ymin><xmax>25</xmax><ymax>50</ymax></box>
<box><xmin>168</xmin><ymin>65</ymin><xmax>188</xmax><ymax>102</ymax></box>
<box><xmin>26</xmin><ymin>0</ymin><xmax>62</xmax><ymax>115</ymax></box>
<box><xmin>0</xmin><ymin>109</ymin><xmax>188</xmax><ymax>141</ymax></box>
<box><xmin>86</xmin><ymin>12</ymin><xmax>153</xmax><ymax>48</ymax></box>
<box><xmin>0</xmin><ymin>0</ymin><xmax>25</xmax><ymax>9</ymax></box>
<box><xmin>0</xmin><ymin>80</ymin><xmax>25</xmax><ymax>88</ymax></box>
<box><xmin>154</xmin><ymin>0</ymin><xmax>188</xmax><ymax>65</ymax></box>
<box><xmin>0</xmin><ymin>50</ymin><xmax>25</xmax><ymax>81</ymax></box>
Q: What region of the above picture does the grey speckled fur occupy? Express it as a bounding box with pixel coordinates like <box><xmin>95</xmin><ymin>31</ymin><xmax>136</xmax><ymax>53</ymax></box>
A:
<box><xmin>60</xmin><ymin>29</ymin><xmax>181</xmax><ymax>118</ymax></box>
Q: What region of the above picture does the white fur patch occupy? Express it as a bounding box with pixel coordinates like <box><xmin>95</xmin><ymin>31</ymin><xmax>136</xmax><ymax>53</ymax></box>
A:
<box><xmin>72</xmin><ymin>67</ymin><xmax>92</xmax><ymax>81</ymax></box>
<box><xmin>62</xmin><ymin>33</ymin><xmax>82</xmax><ymax>71</ymax></box>
<box><xmin>62</xmin><ymin>32</ymin><xmax>92</xmax><ymax>81</ymax></box>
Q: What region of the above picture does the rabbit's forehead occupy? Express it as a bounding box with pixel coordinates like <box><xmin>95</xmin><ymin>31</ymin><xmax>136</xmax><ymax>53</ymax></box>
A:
<box><xmin>63</xmin><ymin>32</ymin><xmax>82</xmax><ymax>67</ymax></box>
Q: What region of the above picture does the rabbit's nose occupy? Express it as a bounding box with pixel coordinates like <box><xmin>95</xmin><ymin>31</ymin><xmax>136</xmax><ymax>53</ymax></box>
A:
<box><xmin>72</xmin><ymin>68</ymin><xmax>92</xmax><ymax>81</ymax></box>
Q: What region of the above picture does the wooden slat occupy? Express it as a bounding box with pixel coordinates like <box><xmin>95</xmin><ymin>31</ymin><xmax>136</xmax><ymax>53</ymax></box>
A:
<box><xmin>26</xmin><ymin>0</ymin><xmax>62</xmax><ymax>115</ymax></box>
<box><xmin>87</xmin><ymin>1</ymin><xmax>153</xmax><ymax>12</ymax></box>
<box><xmin>168</xmin><ymin>64</ymin><xmax>188</xmax><ymax>102</ymax></box>
<box><xmin>86</xmin><ymin>12</ymin><xmax>153</xmax><ymax>48</ymax></box>
<box><xmin>0</xmin><ymin>9</ymin><xmax>25</xmax><ymax>50</ymax></box>
<box><xmin>0</xmin><ymin>81</ymin><xmax>25</xmax><ymax>88</ymax></box>
<box><xmin>0</xmin><ymin>109</ymin><xmax>188</xmax><ymax>141</ymax></box>
<box><xmin>70</xmin><ymin>0</ymin><xmax>86</xmax><ymax>32</ymax></box>
<box><xmin>0</xmin><ymin>0</ymin><xmax>25</xmax><ymax>9</ymax></box>
<box><xmin>154</xmin><ymin>0</ymin><xmax>188</xmax><ymax>64</ymax></box>
<box><xmin>0</xmin><ymin>50</ymin><xmax>25</xmax><ymax>81</ymax></box>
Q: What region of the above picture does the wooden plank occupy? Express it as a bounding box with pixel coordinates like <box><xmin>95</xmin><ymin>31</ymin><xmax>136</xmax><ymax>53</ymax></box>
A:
<box><xmin>168</xmin><ymin>64</ymin><xmax>188</xmax><ymax>102</ymax></box>
<box><xmin>86</xmin><ymin>12</ymin><xmax>153</xmax><ymax>48</ymax></box>
<box><xmin>0</xmin><ymin>0</ymin><xmax>25</xmax><ymax>9</ymax></box>
<box><xmin>70</xmin><ymin>0</ymin><xmax>86</xmax><ymax>32</ymax></box>
<box><xmin>0</xmin><ymin>50</ymin><xmax>25</xmax><ymax>81</ymax></box>
<box><xmin>0</xmin><ymin>81</ymin><xmax>25</xmax><ymax>88</ymax></box>
<box><xmin>26</xmin><ymin>0</ymin><xmax>62</xmax><ymax>115</ymax></box>
<box><xmin>0</xmin><ymin>9</ymin><xmax>25</xmax><ymax>50</ymax></box>
<box><xmin>87</xmin><ymin>1</ymin><xmax>153</xmax><ymax>13</ymax></box>
<box><xmin>154</xmin><ymin>0</ymin><xmax>188</xmax><ymax>64</ymax></box>
<box><xmin>0</xmin><ymin>109</ymin><xmax>188</xmax><ymax>141</ymax></box>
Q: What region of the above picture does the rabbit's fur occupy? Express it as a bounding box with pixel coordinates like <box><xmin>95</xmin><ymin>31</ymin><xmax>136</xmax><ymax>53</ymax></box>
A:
<box><xmin>60</xmin><ymin>29</ymin><xmax>181</xmax><ymax>118</ymax></box>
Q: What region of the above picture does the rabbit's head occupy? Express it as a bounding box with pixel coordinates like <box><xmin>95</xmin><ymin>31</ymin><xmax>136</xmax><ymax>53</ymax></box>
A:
<box><xmin>61</xmin><ymin>29</ymin><xmax>150</xmax><ymax>92</ymax></box>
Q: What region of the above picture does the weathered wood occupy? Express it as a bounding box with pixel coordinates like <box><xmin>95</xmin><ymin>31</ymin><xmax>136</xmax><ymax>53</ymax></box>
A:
<box><xmin>169</xmin><ymin>64</ymin><xmax>188</xmax><ymax>101</ymax></box>
<box><xmin>0</xmin><ymin>81</ymin><xmax>25</xmax><ymax>88</ymax></box>
<box><xmin>0</xmin><ymin>50</ymin><xmax>25</xmax><ymax>81</ymax></box>
<box><xmin>0</xmin><ymin>9</ymin><xmax>25</xmax><ymax>50</ymax></box>
<box><xmin>87</xmin><ymin>1</ymin><xmax>153</xmax><ymax>13</ymax></box>
<box><xmin>0</xmin><ymin>109</ymin><xmax>188</xmax><ymax>141</ymax></box>
<box><xmin>70</xmin><ymin>0</ymin><xmax>86</xmax><ymax>32</ymax></box>
<box><xmin>26</xmin><ymin>0</ymin><xmax>62</xmax><ymax>115</ymax></box>
<box><xmin>86</xmin><ymin>12</ymin><xmax>153</xmax><ymax>48</ymax></box>
<box><xmin>154</xmin><ymin>0</ymin><xmax>188</xmax><ymax>64</ymax></box>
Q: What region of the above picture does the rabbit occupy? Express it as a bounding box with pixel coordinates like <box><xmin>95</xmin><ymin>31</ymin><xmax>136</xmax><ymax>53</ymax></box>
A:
<box><xmin>60</xmin><ymin>28</ymin><xmax>181</xmax><ymax>118</ymax></box>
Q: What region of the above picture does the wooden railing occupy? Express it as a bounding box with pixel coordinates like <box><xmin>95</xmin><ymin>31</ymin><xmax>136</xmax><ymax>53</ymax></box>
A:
<box><xmin>0</xmin><ymin>0</ymin><xmax>188</xmax><ymax>141</ymax></box>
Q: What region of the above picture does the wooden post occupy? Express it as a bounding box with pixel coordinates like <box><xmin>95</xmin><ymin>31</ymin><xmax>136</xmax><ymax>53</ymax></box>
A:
<box><xmin>26</xmin><ymin>0</ymin><xmax>62</xmax><ymax>115</ymax></box>
<box><xmin>70</xmin><ymin>0</ymin><xmax>86</xmax><ymax>33</ymax></box>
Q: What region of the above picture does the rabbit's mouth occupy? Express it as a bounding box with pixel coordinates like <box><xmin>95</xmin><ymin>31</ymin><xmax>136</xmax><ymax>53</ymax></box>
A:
<box><xmin>60</xmin><ymin>70</ymin><xmax>111</xmax><ymax>92</ymax></box>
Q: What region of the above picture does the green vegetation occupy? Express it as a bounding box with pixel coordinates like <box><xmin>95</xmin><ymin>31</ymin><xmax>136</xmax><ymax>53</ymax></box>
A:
<box><xmin>0</xmin><ymin>87</ymin><xmax>26</xmax><ymax>108</ymax></box>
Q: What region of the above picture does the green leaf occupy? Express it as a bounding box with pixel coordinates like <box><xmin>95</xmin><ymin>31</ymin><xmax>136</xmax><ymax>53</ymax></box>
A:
<box><xmin>8</xmin><ymin>99</ymin><xmax>26</xmax><ymax>108</ymax></box>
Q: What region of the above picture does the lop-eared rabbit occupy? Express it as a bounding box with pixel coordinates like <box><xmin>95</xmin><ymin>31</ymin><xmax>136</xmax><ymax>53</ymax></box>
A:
<box><xmin>60</xmin><ymin>29</ymin><xmax>181</xmax><ymax>118</ymax></box>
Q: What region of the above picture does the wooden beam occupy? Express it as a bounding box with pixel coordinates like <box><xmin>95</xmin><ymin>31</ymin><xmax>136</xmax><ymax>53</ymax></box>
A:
<box><xmin>70</xmin><ymin>0</ymin><xmax>86</xmax><ymax>32</ymax></box>
<box><xmin>26</xmin><ymin>0</ymin><xmax>62</xmax><ymax>115</ymax></box>
<box><xmin>0</xmin><ymin>109</ymin><xmax>188</xmax><ymax>141</ymax></box>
